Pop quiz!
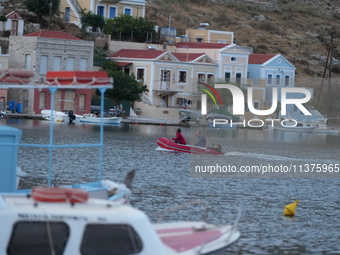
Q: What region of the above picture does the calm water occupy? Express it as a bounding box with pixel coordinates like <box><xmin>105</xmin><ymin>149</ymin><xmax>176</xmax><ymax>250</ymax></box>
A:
<box><xmin>3</xmin><ymin>119</ymin><xmax>340</xmax><ymax>255</ymax></box>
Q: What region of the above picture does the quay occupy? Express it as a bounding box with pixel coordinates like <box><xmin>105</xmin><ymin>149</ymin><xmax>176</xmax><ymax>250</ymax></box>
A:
<box><xmin>4</xmin><ymin>112</ymin><xmax>187</xmax><ymax>126</ymax></box>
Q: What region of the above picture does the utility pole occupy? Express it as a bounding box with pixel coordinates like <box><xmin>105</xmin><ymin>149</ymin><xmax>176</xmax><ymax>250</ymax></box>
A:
<box><xmin>327</xmin><ymin>32</ymin><xmax>334</xmax><ymax>116</ymax></box>
<box><xmin>318</xmin><ymin>45</ymin><xmax>330</xmax><ymax>101</ymax></box>
<box><xmin>48</xmin><ymin>0</ymin><xmax>52</xmax><ymax>30</ymax></box>
<box><xmin>318</xmin><ymin>31</ymin><xmax>334</xmax><ymax>108</ymax></box>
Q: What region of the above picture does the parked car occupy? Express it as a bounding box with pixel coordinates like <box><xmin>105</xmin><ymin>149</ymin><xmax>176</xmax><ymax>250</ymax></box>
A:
<box><xmin>205</xmin><ymin>109</ymin><xmax>240</xmax><ymax>122</ymax></box>
<box><xmin>179</xmin><ymin>109</ymin><xmax>202</xmax><ymax>124</ymax></box>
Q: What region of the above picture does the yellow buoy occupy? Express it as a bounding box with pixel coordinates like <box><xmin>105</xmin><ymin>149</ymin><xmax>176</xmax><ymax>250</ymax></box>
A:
<box><xmin>283</xmin><ymin>200</ymin><xmax>299</xmax><ymax>216</ymax></box>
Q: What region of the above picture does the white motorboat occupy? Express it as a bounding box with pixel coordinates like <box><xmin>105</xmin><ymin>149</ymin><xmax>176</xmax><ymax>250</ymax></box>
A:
<box><xmin>0</xmin><ymin>189</ymin><xmax>240</xmax><ymax>255</ymax></box>
<box><xmin>310</xmin><ymin>118</ymin><xmax>340</xmax><ymax>135</ymax></box>
<box><xmin>270</xmin><ymin>118</ymin><xmax>339</xmax><ymax>134</ymax></box>
<box><xmin>41</xmin><ymin>109</ymin><xmax>81</xmax><ymax>123</ymax></box>
<box><xmin>272</xmin><ymin>125</ymin><xmax>316</xmax><ymax>133</ymax></box>
<box><xmin>79</xmin><ymin>113</ymin><xmax>122</xmax><ymax>124</ymax></box>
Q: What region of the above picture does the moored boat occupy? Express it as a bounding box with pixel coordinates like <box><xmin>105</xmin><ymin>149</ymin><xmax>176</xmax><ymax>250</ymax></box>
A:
<box><xmin>272</xmin><ymin>125</ymin><xmax>316</xmax><ymax>133</ymax></box>
<box><xmin>269</xmin><ymin>117</ymin><xmax>340</xmax><ymax>134</ymax></box>
<box><xmin>41</xmin><ymin>109</ymin><xmax>81</xmax><ymax>123</ymax></box>
<box><xmin>157</xmin><ymin>137</ymin><xmax>224</xmax><ymax>155</ymax></box>
<box><xmin>0</xmin><ymin>188</ymin><xmax>240</xmax><ymax>255</ymax></box>
<box><xmin>79</xmin><ymin>113</ymin><xmax>122</xmax><ymax>124</ymax></box>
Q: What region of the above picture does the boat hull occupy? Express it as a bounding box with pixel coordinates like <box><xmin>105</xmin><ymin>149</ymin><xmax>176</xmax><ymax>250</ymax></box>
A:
<box><xmin>157</xmin><ymin>138</ymin><xmax>224</xmax><ymax>155</ymax></box>
<box><xmin>79</xmin><ymin>116</ymin><xmax>122</xmax><ymax>124</ymax></box>
<box><xmin>41</xmin><ymin>110</ymin><xmax>81</xmax><ymax>123</ymax></box>
<box><xmin>272</xmin><ymin>126</ymin><xmax>316</xmax><ymax>133</ymax></box>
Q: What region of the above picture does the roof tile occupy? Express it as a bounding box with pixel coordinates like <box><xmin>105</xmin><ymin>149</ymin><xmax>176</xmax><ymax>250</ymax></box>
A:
<box><xmin>110</xmin><ymin>49</ymin><xmax>166</xmax><ymax>59</ymax></box>
<box><xmin>248</xmin><ymin>54</ymin><xmax>277</xmax><ymax>64</ymax></box>
<box><xmin>24</xmin><ymin>31</ymin><xmax>81</xmax><ymax>40</ymax></box>
<box><xmin>176</xmin><ymin>42</ymin><xmax>229</xmax><ymax>49</ymax></box>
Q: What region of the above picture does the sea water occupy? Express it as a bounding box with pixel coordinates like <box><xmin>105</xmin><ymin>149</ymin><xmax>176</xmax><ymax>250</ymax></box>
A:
<box><xmin>4</xmin><ymin>119</ymin><xmax>340</xmax><ymax>255</ymax></box>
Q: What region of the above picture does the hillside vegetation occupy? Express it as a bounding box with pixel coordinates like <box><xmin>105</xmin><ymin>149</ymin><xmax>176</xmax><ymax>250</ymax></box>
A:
<box><xmin>146</xmin><ymin>0</ymin><xmax>340</xmax><ymax>78</ymax></box>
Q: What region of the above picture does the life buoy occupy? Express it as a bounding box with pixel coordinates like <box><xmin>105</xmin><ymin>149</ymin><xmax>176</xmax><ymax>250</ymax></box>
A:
<box><xmin>31</xmin><ymin>187</ymin><xmax>89</xmax><ymax>203</ymax></box>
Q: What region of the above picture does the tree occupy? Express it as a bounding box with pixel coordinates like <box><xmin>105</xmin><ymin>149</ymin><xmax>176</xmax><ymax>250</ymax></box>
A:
<box><xmin>101</xmin><ymin>61</ymin><xmax>148</xmax><ymax>105</ymax></box>
<box><xmin>80</xmin><ymin>11</ymin><xmax>105</xmax><ymax>32</ymax></box>
<box><xmin>24</xmin><ymin>0</ymin><xmax>60</xmax><ymax>22</ymax></box>
<box><xmin>105</xmin><ymin>14</ymin><xmax>156</xmax><ymax>43</ymax></box>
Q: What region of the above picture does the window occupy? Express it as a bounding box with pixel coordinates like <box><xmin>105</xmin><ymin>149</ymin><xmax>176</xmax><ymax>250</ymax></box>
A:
<box><xmin>66</xmin><ymin>57</ymin><xmax>75</xmax><ymax>71</ymax></box>
<box><xmin>11</xmin><ymin>20</ymin><xmax>18</xmax><ymax>36</ymax></box>
<box><xmin>109</xmin><ymin>7</ymin><xmax>116</xmax><ymax>18</ymax></box>
<box><xmin>53</xmin><ymin>56</ymin><xmax>62</xmax><ymax>71</ymax></box>
<box><xmin>225</xmin><ymin>72</ymin><xmax>231</xmax><ymax>82</ymax></box>
<box><xmin>137</xmin><ymin>68</ymin><xmax>145</xmax><ymax>81</ymax></box>
<box><xmin>196</xmin><ymin>38</ymin><xmax>203</xmax><ymax>42</ymax></box>
<box><xmin>124</xmin><ymin>67</ymin><xmax>130</xmax><ymax>75</ymax></box>
<box><xmin>7</xmin><ymin>221</ymin><xmax>69</xmax><ymax>255</ymax></box>
<box><xmin>161</xmin><ymin>70</ymin><xmax>170</xmax><ymax>82</ymax></box>
<box><xmin>177</xmin><ymin>98</ymin><xmax>191</xmax><ymax>107</ymax></box>
<box><xmin>198</xmin><ymin>73</ymin><xmax>205</xmax><ymax>83</ymax></box>
<box><xmin>276</xmin><ymin>74</ymin><xmax>281</xmax><ymax>86</ymax></box>
<box><xmin>25</xmin><ymin>54</ymin><xmax>31</xmax><ymax>70</ymax></box>
<box><xmin>207</xmin><ymin>74</ymin><xmax>214</xmax><ymax>83</ymax></box>
<box><xmin>254</xmin><ymin>102</ymin><xmax>259</xmax><ymax>109</ymax></box>
<box><xmin>236</xmin><ymin>73</ymin><xmax>242</xmax><ymax>85</ymax></box>
<box><xmin>231</xmin><ymin>57</ymin><xmax>237</xmax><ymax>62</ymax></box>
<box><xmin>39</xmin><ymin>55</ymin><xmax>48</xmax><ymax>75</ymax></box>
<box><xmin>79</xmin><ymin>94</ymin><xmax>85</xmax><ymax>111</ymax></box>
<box><xmin>267</xmin><ymin>74</ymin><xmax>273</xmax><ymax>85</ymax></box>
<box><xmin>245</xmin><ymin>102</ymin><xmax>249</xmax><ymax>112</ymax></box>
<box><xmin>65</xmin><ymin>7</ymin><xmax>70</xmax><ymax>21</ymax></box>
<box><xmin>124</xmin><ymin>7</ymin><xmax>132</xmax><ymax>16</ymax></box>
<box><xmin>97</xmin><ymin>6</ymin><xmax>105</xmax><ymax>17</ymax></box>
<box><xmin>80</xmin><ymin>58</ymin><xmax>87</xmax><ymax>71</ymax></box>
<box><xmin>285</xmin><ymin>75</ymin><xmax>290</xmax><ymax>87</ymax></box>
<box><xmin>179</xmin><ymin>71</ymin><xmax>186</xmax><ymax>83</ymax></box>
<box><xmin>39</xmin><ymin>91</ymin><xmax>46</xmax><ymax>109</ymax></box>
<box><xmin>81</xmin><ymin>224</ymin><xmax>143</xmax><ymax>255</ymax></box>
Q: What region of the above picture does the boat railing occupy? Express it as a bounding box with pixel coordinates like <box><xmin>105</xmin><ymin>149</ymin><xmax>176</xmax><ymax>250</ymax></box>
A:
<box><xmin>157</xmin><ymin>200</ymin><xmax>208</xmax><ymax>223</ymax></box>
<box><xmin>197</xmin><ymin>208</ymin><xmax>242</xmax><ymax>253</ymax></box>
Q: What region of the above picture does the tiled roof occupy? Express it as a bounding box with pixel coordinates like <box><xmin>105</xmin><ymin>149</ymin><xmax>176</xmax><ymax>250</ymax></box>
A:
<box><xmin>24</xmin><ymin>31</ymin><xmax>81</xmax><ymax>40</ymax></box>
<box><xmin>171</xmin><ymin>53</ymin><xmax>205</xmax><ymax>62</ymax></box>
<box><xmin>176</xmin><ymin>42</ymin><xmax>229</xmax><ymax>49</ymax></box>
<box><xmin>248</xmin><ymin>54</ymin><xmax>277</xmax><ymax>64</ymax></box>
<box><xmin>110</xmin><ymin>49</ymin><xmax>166</xmax><ymax>59</ymax></box>
<box><xmin>6</xmin><ymin>11</ymin><xmax>23</xmax><ymax>20</ymax></box>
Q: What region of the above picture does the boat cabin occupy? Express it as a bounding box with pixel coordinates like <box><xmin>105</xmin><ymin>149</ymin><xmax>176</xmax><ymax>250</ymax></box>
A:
<box><xmin>0</xmin><ymin>192</ymin><xmax>167</xmax><ymax>255</ymax></box>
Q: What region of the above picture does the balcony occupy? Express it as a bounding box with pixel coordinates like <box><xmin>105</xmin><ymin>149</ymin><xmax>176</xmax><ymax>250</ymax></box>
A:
<box><xmin>153</xmin><ymin>80</ymin><xmax>183</xmax><ymax>96</ymax></box>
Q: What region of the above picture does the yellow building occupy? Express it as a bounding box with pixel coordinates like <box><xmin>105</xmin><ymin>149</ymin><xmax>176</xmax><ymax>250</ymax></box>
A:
<box><xmin>60</xmin><ymin>0</ymin><xmax>146</xmax><ymax>27</ymax></box>
<box><xmin>185</xmin><ymin>23</ymin><xmax>234</xmax><ymax>44</ymax></box>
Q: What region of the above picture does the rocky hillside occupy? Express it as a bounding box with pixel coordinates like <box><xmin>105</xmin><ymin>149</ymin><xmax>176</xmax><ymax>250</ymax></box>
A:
<box><xmin>1</xmin><ymin>0</ymin><xmax>339</xmax><ymax>80</ymax></box>
<box><xmin>146</xmin><ymin>0</ymin><xmax>340</xmax><ymax>78</ymax></box>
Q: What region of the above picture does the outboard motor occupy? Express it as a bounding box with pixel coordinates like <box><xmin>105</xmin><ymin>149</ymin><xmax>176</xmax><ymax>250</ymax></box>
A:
<box><xmin>68</xmin><ymin>110</ymin><xmax>76</xmax><ymax>124</ymax></box>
